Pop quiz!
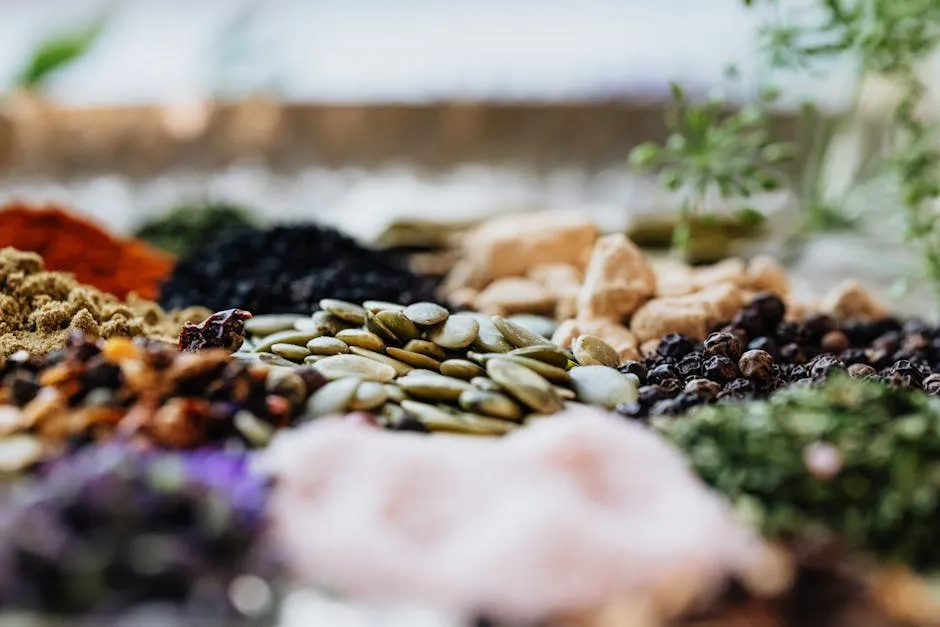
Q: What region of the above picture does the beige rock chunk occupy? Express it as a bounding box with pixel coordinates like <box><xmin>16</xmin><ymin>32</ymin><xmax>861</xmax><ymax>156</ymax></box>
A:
<box><xmin>475</xmin><ymin>277</ymin><xmax>556</xmax><ymax>316</ymax></box>
<box><xmin>527</xmin><ymin>263</ymin><xmax>582</xmax><ymax>320</ymax></box>
<box><xmin>820</xmin><ymin>279</ymin><xmax>888</xmax><ymax>320</ymax></box>
<box><xmin>630</xmin><ymin>284</ymin><xmax>744</xmax><ymax>342</ymax></box>
<box><xmin>577</xmin><ymin>234</ymin><xmax>656</xmax><ymax>321</ymax></box>
<box><xmin>746</xmin><ymin>255</ymin><xmax>790</xmax><ymax>297</ymax></box>
<box><xmin>693</xmin><ymin>258</ymin><xmax>746</xmax><ymax>290</ymax></box>
<box><xmin>640</xmin><ymin>339</ymin><xmax>661</xmax><ymax>359</ymax></box>
<box><xmin>552</xmin><ymin>318</ymin><xmax>639</xmax><ymax>362</ymax></box>
<box><xmin>653</xmin><ymin>260</ymin><xmax>696</xmax><ymax>297</ymax></box>
<box><xmin>441</xmin><ymin>212</ymin><xmax>597</xmax><ymax>293</ymax></box>
<box><xmin>447</xmin><ymin>287</ymin><xmax>479</xmax><ymax>311</ymax></box>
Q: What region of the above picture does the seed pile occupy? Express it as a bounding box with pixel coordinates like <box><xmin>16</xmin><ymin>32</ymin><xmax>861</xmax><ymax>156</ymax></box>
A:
<box><xmin>0</xmin><ymin>333</ymin><xmax>326</xmax><ymax>468</ymax></box>
<box><xmin>658</xmin><ymin>376</ymin><xmax>940</xmax><ymax>572</ymax></box>
<box><xmin>0</xmin><ymin>445</ymin><xmax>278</xmax><ymax>616</ymax></box>
<box><xmin>238</xmin><ymin>300</ymin><xmax>639</xmax><ymax>435</ymax></box>
<box><xmin>159</xmin><ymin>224</ymin><xmax>441</xmax><ymax>314</ymax></box>
<box><xmin>615</xmin><ymin>291</ymin><xmax>940</xmax><ymax>419</ymax></box>
<box><xmin>0</xmin><ymin>247</ymin><xmax>208</xmax><ymax>358</ymax></box>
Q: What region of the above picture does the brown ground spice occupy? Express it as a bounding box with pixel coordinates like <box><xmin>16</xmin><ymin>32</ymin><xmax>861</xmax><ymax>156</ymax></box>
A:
<box><xmin>0</xmin><ymin>247</ymin><xmax>208</xmax><ymax>357</ymax></box>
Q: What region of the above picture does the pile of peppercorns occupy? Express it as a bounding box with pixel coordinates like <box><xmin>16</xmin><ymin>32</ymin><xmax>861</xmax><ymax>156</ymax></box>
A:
<box><xmin>616</xmin><ymin>292</ymin><xmax>940</xmax><ymax>419</ymax></box>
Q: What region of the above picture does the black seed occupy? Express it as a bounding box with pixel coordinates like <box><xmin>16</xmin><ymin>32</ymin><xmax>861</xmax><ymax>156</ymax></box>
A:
<box><xmin>676</xmin><ymin>352</ymin><xmax>704</xmax><ymax>378</ymax></box>
<box><xmin>703</xmin><ymin>332</ymin><xmax>743</xmax><ymax>361</ymax></box>
<box><xmin>618</xmin><ymin>361</ymin><xmax>647</xmax><ymax>383</ymax></box>
<box><xmin>647</xmin><ymin>364</ymin><xmax>681</xmax><ymax>385</ymax></box>
<box><xmin>657</xmin><ymin>333</ymin><xmax>695</xmax><ymax>359</ymax></box>
<box><xmin>657</xmin><ymin>378</ymin><xmax>683</xmax><ymax>398</ymax></box>
<box><xmin>703</xmin><ymin>355</ymin><xmax>738</xmax><ymax>383</ymax></box>
<box><xmin>738</xmin><ymin>349</ymin><xmax>774</xmax><ymax>385</ymax></box>
<box><xmin>684</xmin><ymin>377</ymin><xmax>721</xmax><ymax>399</ymax></box>
<box><xmin>810</xmin><ymin>354</ymin><xmax>845</xmax><ymax>379</ymax></box>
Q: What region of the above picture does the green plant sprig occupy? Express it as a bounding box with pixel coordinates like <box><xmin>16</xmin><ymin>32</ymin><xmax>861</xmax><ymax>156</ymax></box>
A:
<box><xmin>629</xmin><ymin>82</ymin><xmax>793</xmax><ymax>253</ymax></box>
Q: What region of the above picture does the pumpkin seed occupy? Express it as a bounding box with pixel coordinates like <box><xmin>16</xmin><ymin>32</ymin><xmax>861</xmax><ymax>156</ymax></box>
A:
<box><xmin>470</xmin><ymin>314</ymin><xmax>514</xmax><ymax>353</ymax></box>
<box><xmin>313</xmin><ymin>355</ymin><xmax>397</xmax><ymax>382</ymax></box>
<box><xmin>456</xmin><ymin>412</ymin><xmax>519</xmax><ymax>435</ymax></box>
<box><xmin>383</xmin><ymin>384</ymin><xmax>408</xmax><ymax>404</ymax></box>
<box><xmin>254</xmin><ymin>329</ymin><xmax>321</xmax><ymax>352</ymax></box>
<box><xmin>244</xmin><ymin>314</ymin><xmax>303</xmax><ymax>337</ymax></box>
<box><xmin>304</xmin><ymin>355</ymin><xmax>326</xmax><ymax>365</ymax></box>
<box><xmin>335</xmin><ymin>329</ymin><xmax>385</xmax><ymax>352</ymax></box>
<box><xmin>491</xmin><ymin>316</ymin><xmax>553</xmax><ymax>349</ymax></box>
<box><xmin>386</xmin><ymin>347</ymin><xmax>442</xmax><ymax>370</ymax></box>
<box><xmin>253</xmin><ymin>352</ymin><xmax>301</xmax><ymax>367</ymax></box>
<box><xmin>506</xmin><ymin>314</ymin><xmax>557</xmax><ymax>340</ymax></box>
<box><xmin>377</xmin><ymin>310</ymin><xmax>421</xmax><ymax>342</ymax></box>
<box><xmin>554</xmin><ymin>385</ymin><xmax>576</xmax><ymax>400</ymax></box>
<box><xmin>271</xmin><ymin>343</ymin><xmax>311</xmax><ymax>362</ymax></box>
<box><xmin>381</xmin><ymin>402</ymin><xmax>408</xmax><ymax>425</ymax></box>
<box><xmin>365</xmin><ymin>310</ymin><xmax>402</xmax><ymax>346</ymax></box>
<box><xmin>470</xmin><ymin>376</ymin><xmax>502</xmax><ymax>393</ymax></box>
<box><xmin>403</xmin><ymin>302</ymin><xmax>450</xmax><ymax>326</ymax></box>
<box><xmin>234</xmin><ymin>411</ymin><xmax>275</xmax><ymax>446</ymax></box>
<box><xmin>486</xmin><ymin>358</ymin><xmax>564</xmax><ymax>414</ymax></box>
<box><xmin>568</xmin><ymin>365</ymin><xmax>638</xmax><ymax>409</ymax></box>
<box><xmin>491</xmin><ymin>355</ymin><xmax>571</xmax><ymax>385</ymax></box>
<box><xmin>440</xmin><ymin>359</ymin><xmax>486</xmax><ymax>380</ymax></box>
<box><xmin>428</xmin><ymin>313</ymin><xmax>479</xmax><ymax>350</ymax></box>
<box><xmin>363</xmin><ymin>300</ymin><xmax>406</xmax><ymax>313</ymax></box>
<box><xmin>509</xmin><ymin>345</ymin><xmax>570</xmax><ymax>369</ymax></box>
<box><xmin>573</xmin><ymin>335</ymin><xmax>620</xmax><ymax>368</ymax></box>
<box><xmin>397</xmin><ymin>373</ymin><xmax>473</xmax><ymax>402</ymax></box>
<box><xmin>458</xmin><ymin>390</ymin><xmax>524</xmax><ymax>421</ymax></box>
<box><xmin>348</xmin><ymin>346</ymin><xmax>414</xmax><ymax>376</ymax></box>
<box><xmin>403</xmin><ymin>339</ymin><xmax>447</xmax><ymax>361</ymax></box>
<box><xmin>305</xmin><ymin>378</ymin><xmax>363</xmax><ymax>417</ymax></box>
<box><xmin>307</xmin><ymin>336</ymin><xmax>350</xmax><ymax>356</ymax></box>
<box><xmin>401</xmin><ymin>401</ymin><xmax>466</xmax><ymax>432</ymax></box>
<box><xmin>319</xmin><ymin>299</ymin><xmax>368</xmax><ymax>324</ymax></box>
<box><xmin>348</xmin><ymin>382</ymin><xmax>388</xmax><ymax>411</ymax></box>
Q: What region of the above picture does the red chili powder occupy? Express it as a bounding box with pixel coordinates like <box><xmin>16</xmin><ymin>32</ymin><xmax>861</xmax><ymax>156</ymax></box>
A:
<box><xmin>0</xmin><ymin>202</ymin><xmax>175</xmax><ymax>300</ymax></box>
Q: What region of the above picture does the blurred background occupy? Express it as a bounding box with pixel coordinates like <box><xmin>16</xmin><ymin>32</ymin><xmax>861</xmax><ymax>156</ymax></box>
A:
<box><xmin>0</xmin><ymin>0</ymin><xmax>938</xmax><ymax>312</ymax></box>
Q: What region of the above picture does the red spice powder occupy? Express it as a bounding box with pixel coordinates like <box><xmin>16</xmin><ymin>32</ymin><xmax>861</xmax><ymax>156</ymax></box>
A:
<box><xmin>0</xmin><ymin>202</ymin><xmax>175</xmax><ymax>300</ymax></box>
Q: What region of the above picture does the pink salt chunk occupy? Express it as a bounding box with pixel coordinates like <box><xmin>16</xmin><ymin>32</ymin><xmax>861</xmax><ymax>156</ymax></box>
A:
<box><xmin>261</xmin><ymin>408</ymin><xmax>761</xmax><ymax>622</ymax></box>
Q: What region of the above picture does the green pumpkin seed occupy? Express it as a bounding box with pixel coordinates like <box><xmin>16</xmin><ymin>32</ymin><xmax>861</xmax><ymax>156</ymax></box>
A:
<box><xmin>573</xmin><ymin>335</ymin><xmax>620</xmax><ymax>368</ymax></box>
<box><xmin>456</xmin><ymin>412</ymin><xmax>518</xmax><ymax>435</ymax></box>
<box><xmin>381</xmin><ymin>402</ymin><xmax>408</xmax><ymax>425</ymax></box>
<box><xmin>305</xmin><ymin>378</ymin><xmax>363</xmax><ymax>417</ymax></box>
<box><xmin>458</xmin><ymin>390</ymin><xmax>524</xmax><ymax>421</ymax></box>
<box><xmin>383</xmin><ymin>384</ymin><xmax>408</xmax><ymax>404</ymax></box>
<box><xmin>319</xmin><ymin>299</ymin><xmax>368</xmax><ymax>324</ymax></box>
<box><xmin>486</xmin><ymin>358</ymin><xmax>564</xmax><ymax>414</ymax></box>
<box><xmin>245</xmin><ymin>314</ymin><xmax>303</xmax><ymax>337</ymax></box>
<box><xmin>377</xmin><ymin>310</ymin><xmax>422</xmax><ymax>342</ymax></box>
<box><xmin>348</xmin><ymin>382</ymin><xmax>388</xmax><ymax>411</ymax></box>
<box><xmin>509</xmin><ymin>345</ymin><xmax>570</xmax><ymax>368</ymax></box>
<box><xmin>252</xmin><ymin>352</ymin><xmax>302</xmax><ymax>367</ymax></box>
<box><xmin>348</xmin><ymin>346</ymin><xmax>414</xmax><ymax>376</ymax></box>
<box><xmin>271</xmin><ymin>343</ymin><xmax>311</xmax><ymax>362</ymax></box>
<box><xmin>363</xmin><ymin>300</ymin><xmax>406</xmax><ymax>313</ymax></box>
<box><xmin>365</xmin><ymin>310</ymin><xmax>402</xmax><ymax>346</ymax></box>
<box><xmin>568</xmin><ymin>365</ymin><xmax>638</xmax><ymax>409</ymax></box>
<box><xmin>428</xmin><ymin>314</ymin><xmax>479</xmax><ymax>349</ymax></box>
<box><xmin>386</xmin><ymin>347</ymin><xmax>442</xmax><ymax>370</ymax></box>
<box><xmin>313</xmin><ymin>355</ymin><xmax>397</xmax><ymax>382</ymax></box>
<box><xmin>506</xmin><ymin>314</ymin><xmax>557</xmax><ymax>340</ymax></box>
<box><xmin>492</xmin><ymin>355</ymin><xmax>571</xmax><ymax>385</ymax></box>
<box><xmin>470</xmin><ymin>314</ymin><xmax>514</xmax><ymax>353</ymax></box>
<box><xmin>491</xmin><ymin>316</ymin><xmax>553</xmax><ymax>349</ymax></box>
<box><xmin>403</xmin><ymin>302</ymin><xmax>449</xmax><ymax>326</ymax></box>
<box><xmin>440</xmin><ymin>359</ymin><xmax>486</xmax><ymax>380</ymax></box>
<box><xmin>470</xmin><ymin>376</ymin><xmax>502</xmax><ymax>393</ymax></box>
<box><xmin>403</xmin><ymin>339</ymin><xmax>447</xmax><ymax>361</ymax></box>
<box><xmin>304</xmin><ymin>355</ymin><xmax>326</xmax><ymax>365</ymax></box>
<box><xmin>234</xmin><ymin>411</ymin><xmax>275</xmax><ymax>446</ymax></box>
<box><xmin>397</xmin><ymin>373</ymin><xmax>473</xmax><ymax>401</ymax></box>
<box><xmin>400</xmin><ymin>401</ymin><xmax>466</xmax><ymax>431</ymax></box>
<box><xmin>554</xmin><ymin>385</ymin><xmax>576</xmax><ymax>400</ymax></box>
<box><xmin>254</xmin><ymin>329</ymin><xmax>321</xmax><ymax>353</ymax></box>
<box><xmin>335</xmin><ymin>329</ymin><xmax>385</xmax><ymax>352</ymax></box>
<box><xmin>307</xmin><ymin>336</ymin><xmax>350</xmax><ymax>356</ymax></box>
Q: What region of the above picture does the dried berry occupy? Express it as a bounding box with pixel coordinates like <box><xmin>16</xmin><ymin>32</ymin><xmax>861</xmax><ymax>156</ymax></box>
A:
<box><xmin>739</xmin><ymin>349</ymin><xmax>775</xmax><ymax>386</ymax></box>
<box><xmin>178</xmin><ymin>308</ymin><xmax>252</xmax><ymax>352</ymax></box>
<box><xmin>704</xmin><ymin>332</ymin><xmax>743</xmax><ymax>361</ymax></box>
<box><xmin>703</xmin><ymin>355</ymin><xmax>739</xmax><ymax>383</ymax></box>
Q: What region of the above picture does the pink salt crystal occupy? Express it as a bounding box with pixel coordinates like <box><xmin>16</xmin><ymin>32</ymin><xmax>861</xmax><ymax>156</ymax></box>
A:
<box><xmin>261</xmin><ymin>408</ymin><xmax>763</xmax><ymax>623</ymax></box>
<box><xmin>802</xmin><ymin>442</ymin><xmax>843</xmax><ymax>480</ymax></box>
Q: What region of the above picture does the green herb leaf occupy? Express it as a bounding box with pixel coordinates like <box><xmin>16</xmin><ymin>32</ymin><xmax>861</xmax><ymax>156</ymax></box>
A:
<box><xmin>16</xmin><ymin>18</ymin><xmax>107</xmax><ymax>89</ymax></box>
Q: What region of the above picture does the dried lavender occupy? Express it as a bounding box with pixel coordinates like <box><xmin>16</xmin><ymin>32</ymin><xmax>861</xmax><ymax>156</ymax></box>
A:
<box><xmin>658</xmin><ymin>375</ymin><xmax>940</xmax><ymax>572</ymax></box>
<box><xmin>159</xmin><ymin>224</ymin><xmax>440</xmax><ymax>314</ymax></box>
<box><xmin>0</xmin><ymin>445</ymin><xmax>278</xmax><ymax>617</ymax></box>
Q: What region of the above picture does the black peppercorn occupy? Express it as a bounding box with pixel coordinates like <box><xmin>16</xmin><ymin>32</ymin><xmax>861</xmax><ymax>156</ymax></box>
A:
<box><xmin>637</xmin><ymin>385</ymin><xmax>663</xmax><ymax>407</ymax></box>
<box><xmin>923</xmin><ymin>373</ymin><xmax>940</xmax><ymax>395</ymax></box>
<box><xmin>839</xmin><ymin>348</ymin><xmax>868</xmax><ymax>366</ymax></box>
<box><xmin>673</xmin><ymin>391</ymin><xmax>701</xmax><ymax>411</ymax></box>
<box><xmin>865</xmin><ymin>347</ymin><xmax>894</xmax><ymax>370</ymax></box>
<box><xmin>747</xmin><ymin>336</ymin><xmax>778</xmax><ymax>359</ymax></box>
<box><xmin>810</xmin><ymin>354</ymin><xmax>845</xmax><ymax>379</ymax></box>
<box><xmin>618</xmin><ymin>360</ymin><xmax>647</xmax><ymax>384</ymax></box>
<box><xmin>684</xmin><ymin>377</ymin><xmax>721</xmax><ymax>399</ymax></box>
<box><xmin>718</xmin><ymin>377</ymin><xmax>756</xmax><ymax>399</ymax></box>
<box><xmin>751</xmin><ymin>292</ymin><xmax>786</xmax><ymax>329</ymax></box>
<box><xmin>848</xmin><ymin>363</ymin><xmax>877</xmax><ymax>379</ymax></box>
<box><xmin>647</xmin><ymin>364</ymin><xmax>681</xmax><ymax>385</ymax></box>
<box><xmin>881</xmin><ymin>360</ymin><xmax>924</xmax><ymax>389</ymax></box>
<box><xmin>657</xmin><ymin>333</ymin><xmax>695</xmax><ymax>359</ymax></box>
<box><xmin>657</xmin><ymin>378</ymin><xmax>683</xmax><ymax>398</ymax></box>
<box><xmin>779</xmin><ymin>342</ymin><xmax>806</xmax><ymax>364</ymax></box>
<box><xmin>676</xmin><ymin>352</ymin><xmax>704</xmax><ymax>378</ymax></box>
<box><xmin>788</xmin><ymin>364</ymin><xmax>808</xmax><ymax>381</ymax></box>
<box><xmin>650</xmin><ymin>399</ymin><xmax>680</xmax><ymax>417</ymax></box>
<box><xmin>821</xmin><ymin>330</ymin><xmax>849</xmax><ymax>354</ymax></box>
<box><xmin>703</xmin><ymin>332</ymin><xmax>743</xmax><ymax>361</ymax></box>
<box><xmin>739</xmin><ymin>349</ymin><xmax>774</xmax><ymax>385</ymax></box>
<box><xmin>801</xmin><ymin>313</ymin><xmax>836</xmax><ymax>342</ymax></box>
<box><xmin>703</xmin><ymin>355</ymin><xmax>739</xmax><ymax>383</ymax></box>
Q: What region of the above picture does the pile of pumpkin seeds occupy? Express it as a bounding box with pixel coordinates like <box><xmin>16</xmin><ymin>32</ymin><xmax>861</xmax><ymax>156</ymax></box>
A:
<box><xmin>236</xmin><ymin>300</ymin><xmax>639</xmax><ymax>435</ymax></box>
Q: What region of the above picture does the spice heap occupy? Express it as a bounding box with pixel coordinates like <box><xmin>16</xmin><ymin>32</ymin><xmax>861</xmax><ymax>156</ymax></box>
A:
<box><xmin>659</xmin><ymin>375</ymin><xmax>940</xmax><ymax>573</ymax></box>
<box><xmin>0</xmin><ymin>203</ymin><xmax>176</xmax><ymax>300</ymax></box>
<box><xmin>238</xmin><ymin>299</ymin><xmax>639</xmax><ymax>435</ymax></box>
<box><xmin>159</xmin><ymin>224</ymin><xmax>441</xmax><ymax>314</ymax></box>
<box><xmin>0</xmin><ymin>332</ymin><xmax>326</xmax><ymax>467</ymax></box>
<box><xmin>133</xmin><ymin>200</ymin><xmax>257</xmax><ymax>256</ymax></box>
<box><xmin>0</xmin><ymin>247</ymin><xmax>207</xmax><ymax>358</ymax></box>
<box><xmin>0</xmin><ymin>444</ymin><xmax>278</xmax><ymax>617</ymax></box>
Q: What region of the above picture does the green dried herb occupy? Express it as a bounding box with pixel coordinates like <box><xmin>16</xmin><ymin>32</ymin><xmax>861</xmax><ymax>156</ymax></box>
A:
<box><xmin>134</xmin><ymin>201</ymin><xmax>257</xmax><ymax>256</ymax></box>
<box><xmin>657</xmin><ymin>376</ymin><xmax>940</xmax><ymax>572</ymax></box>
<box><xmin>16</xmin><ymin>18</ymin><xmax>106</xmax><ymax>89</ymax></box>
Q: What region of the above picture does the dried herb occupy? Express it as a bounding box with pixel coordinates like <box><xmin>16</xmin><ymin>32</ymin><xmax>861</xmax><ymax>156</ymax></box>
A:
<box><xmin>16</xmin><ymin>18</ymin><xmax>106</xmax><ymax>89</ymax></box>
<box><xmin>134</xmin><ymin>201</ymin><xmax>257</xmax><ymax>256</ymax></box>
<box><xmin>657</xmin><ymin>375</ymin><xmax>940</xmax><ymax>571</ymax></box>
